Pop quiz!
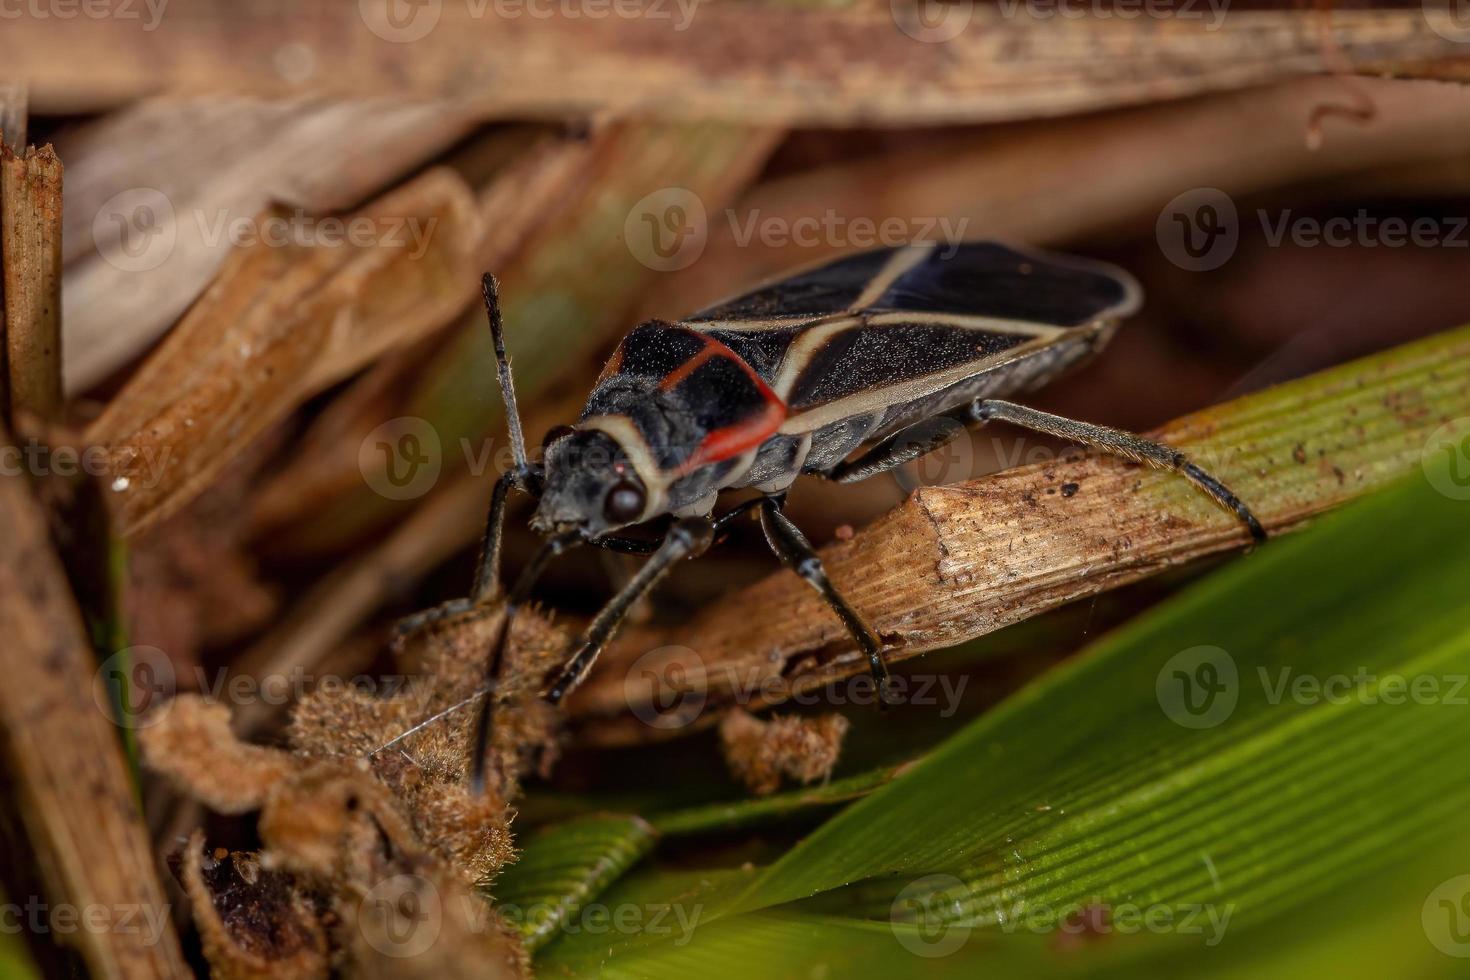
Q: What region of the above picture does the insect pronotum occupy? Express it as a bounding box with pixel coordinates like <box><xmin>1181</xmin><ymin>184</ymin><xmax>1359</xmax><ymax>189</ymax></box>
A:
<box><xmin>396</xmin><ymin>241</ymin><xmax>1266</xmax><ymax>792</ymax></box>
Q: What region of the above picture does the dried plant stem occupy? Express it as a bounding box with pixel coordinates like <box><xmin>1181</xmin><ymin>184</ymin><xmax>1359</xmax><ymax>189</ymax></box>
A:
<box><xmin>3</xmin><ymin>4</ymin><xmax>1466</xmax><ymax>125</ymax></box>
<box><xmin>1</xmin><ymin>144</ymin><xmax>63</xmax><ymax>426</ymax></box>
<box><xmin>0</xmin><ymin>423</ymin><xmax>186</xmax><ymax>977</ymax></box>
<box><xmin>569</xmin><ymin>323</ymin><xmax>1470</xmax><ymax>743</ymax></box>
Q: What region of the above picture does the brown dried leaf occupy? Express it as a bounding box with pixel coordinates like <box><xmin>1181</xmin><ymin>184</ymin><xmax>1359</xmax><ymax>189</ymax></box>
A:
<box><xmin>85</xmin><ymin>166</ymin><xmax>483</xmax><ymax>538</ymax></box>
<box><xmin>60</xmin><ymin>97</ymin><xmax>479</xmax><ymax>390</ymax></box>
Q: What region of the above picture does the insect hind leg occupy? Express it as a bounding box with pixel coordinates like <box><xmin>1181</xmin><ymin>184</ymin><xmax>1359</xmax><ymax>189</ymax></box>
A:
<box><xmin>969</xmin><ymin>399</ymin><xmax>1266</xmax><ymax>543</ymax></box>
<box><xmin>827</xmin><ymin>417</ymin><xmax>968</xmax><ymax>484</ymax></box>
<box><xmin>757</xmin><ymin>497</ymin><xmax>897</xmax><ymax>704</ymax></box>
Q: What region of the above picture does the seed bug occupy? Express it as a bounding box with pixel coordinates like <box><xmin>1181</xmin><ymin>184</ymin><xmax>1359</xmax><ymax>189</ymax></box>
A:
<box><xmin>400</xmin><ymin>241</ymin><xmax>1266</xmax><ymax>791</ymax></box>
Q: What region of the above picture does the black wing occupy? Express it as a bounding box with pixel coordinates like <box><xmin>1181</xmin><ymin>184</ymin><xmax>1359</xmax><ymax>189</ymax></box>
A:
<box><xmin>687</xmin><ymin>242</ymin><xmax>1140</xmax><ymax>421</ymax></box>
<box><xmin>690</xmin><ymin>241</ymin><xmax>1139</xmax><ymax>327</ymax></box>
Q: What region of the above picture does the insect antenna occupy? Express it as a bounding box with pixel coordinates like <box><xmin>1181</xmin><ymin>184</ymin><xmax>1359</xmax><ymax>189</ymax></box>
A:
<box><xmin>468</xmin><ymin>529</ymin><xmax>582</xmax><ymax>795</ymax></box>
<box><xmin>482</xmin><ymin>273</ymin><xmax>533</xmax><ymax>479</ymax></box>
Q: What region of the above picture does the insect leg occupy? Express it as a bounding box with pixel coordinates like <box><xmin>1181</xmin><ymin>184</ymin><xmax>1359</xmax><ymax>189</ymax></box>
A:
<box><xmin>828</xmin><ymin>419</ymin><xmax>968</xmax><ymax>484</ymax></box>
<box><xmin>468</xmin><ymin>529</ymin><xmax>581</xmax><ymax>793</ymax></box>
<box><xmin>757</xmin><ymin>497</ymin><xmax>895</xmax><ymax>702</ymax></box>
<box><xmin>542</xmin><ymin>517</ymin><xmax>716</xmax><ymax>707</ymax></box>
<box><xmin>969</xmin><ymin>399</ymin><xmax>1266</xmax><ymax>543</ymax></box>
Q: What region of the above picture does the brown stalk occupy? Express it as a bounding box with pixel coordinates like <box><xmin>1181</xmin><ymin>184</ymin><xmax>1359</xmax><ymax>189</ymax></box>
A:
<box><xmin>0</xmin><ymin>422</ymin><xmax>187</xmax><ymax>976</ymax></box>
<box><xmin>4</xmin><ymin>3</ymin><xmax>1468</xmax><ymax>124</ymax></box>
<box><xmin>1</xmin><ymin>143</ymin><xmax>63</xmax><ymax>426</ymax></box>
<box><xmin>567</xmin><ymin>324</ymin><xmax>1470</xmax><ymax>743</ymax></box>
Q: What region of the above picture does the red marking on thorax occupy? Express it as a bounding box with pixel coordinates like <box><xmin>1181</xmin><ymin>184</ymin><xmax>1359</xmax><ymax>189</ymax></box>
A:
<box><xmin>662</xmin><ymin>333</ymin><xmax>788</xmax><ymax>473</ymax></box>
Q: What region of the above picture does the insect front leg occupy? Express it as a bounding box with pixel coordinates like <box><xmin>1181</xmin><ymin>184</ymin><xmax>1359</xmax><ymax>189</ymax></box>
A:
<box><xmin>967</xmin><ymin>399</ymin><xmax>1267</xmax><ymax>543</ymax></box>
<box><xmin>392</xmin><ymin>465</ymin><xmax>539</xmax><ymax>641</ymax></box>
<box><xmin>756</xmin><ymin>497</ymin><xmax>896</xmax><ymax>704</ymax></box>
<box><xmin>542</xmin><ymin>517</ymin><xmax>716</xmax><ymax>707</ymax></box>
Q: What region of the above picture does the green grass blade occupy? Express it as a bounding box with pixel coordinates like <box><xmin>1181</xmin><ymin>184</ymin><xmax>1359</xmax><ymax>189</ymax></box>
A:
<box><xmin>732</xmin><ymin>463</ymin><xmax>1470</xmax><ymax>920</ymax></box>
<box><xmin>490</xmin><ymin>814</ymin><xmax>659</xmax><ymax>953</ymax></box>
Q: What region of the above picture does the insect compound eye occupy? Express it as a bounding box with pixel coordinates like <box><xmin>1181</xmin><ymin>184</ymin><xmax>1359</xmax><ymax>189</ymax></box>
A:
<box><xmin>603</xmin><ymin>479</ymin><xmax>646</xmax><ymax>524</ymax></box>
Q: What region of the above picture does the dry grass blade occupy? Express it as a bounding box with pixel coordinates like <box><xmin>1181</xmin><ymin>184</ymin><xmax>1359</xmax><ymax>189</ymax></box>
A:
<box><xmin>59</xmin><ymin>97</ymin><xmax>478</xmax><ymax>391</ymax></box>
<box><xmin>1</xmin><ymin>143</ymin><xmax>63</xmax><ymax>425</ymax></box>
<box><xmin>248</xmin><ymin>126</ymin><xmax>616</xmax><ymax>535</ymax></box>
<box><xmin>0</xmin><ymin>424</ymin><xmax>187</xmax><ymax>976</ymax></box>
<box><xmin>4</xmin><ymin>4</ymin><xmax>1469</xmax><ymax>124</ymax></box>
<box><xmin>569</xmin><ymin>324</ymin><xmax>1470</xmax><ymax>743</ymax></box>
<box><xmin>85</xmin><ymin>167</ymin><xmax>484</xmax><ymax>538</ymax></box>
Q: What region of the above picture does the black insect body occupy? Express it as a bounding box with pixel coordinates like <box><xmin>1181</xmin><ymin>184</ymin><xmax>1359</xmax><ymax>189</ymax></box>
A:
<box><xmin>399</xmin><ymin>242</ymin><xmax>1266</xmax><ymax>791</ymax></box>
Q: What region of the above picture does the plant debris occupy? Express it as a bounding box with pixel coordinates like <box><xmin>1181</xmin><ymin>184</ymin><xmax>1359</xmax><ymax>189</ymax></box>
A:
<box><xmin>143</xmin><ymin>603</ymin><xmax>568</xmax><ymax>977</ymax></box>
<box><xmin>719</xmin><ymin>708</ymin><xmax>850</xmax><ymax>797</ymax></box>
<box><xmin>179</xmin><ymin>831</ymin><xmax>329</xmax><ymax>980</ymax></box>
